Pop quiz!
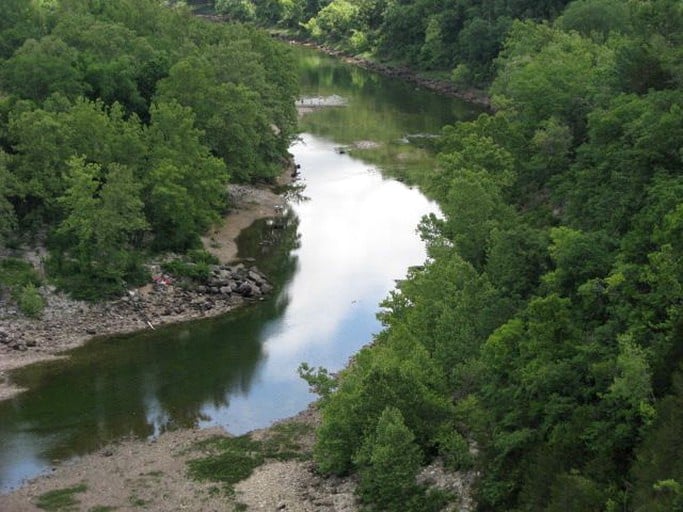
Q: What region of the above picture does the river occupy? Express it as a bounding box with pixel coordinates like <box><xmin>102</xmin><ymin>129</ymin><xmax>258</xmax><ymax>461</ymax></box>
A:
<box><xmin>0</xmin><ymin>46</ymin><xmax>481</xmax><ymax>492</ymax></box>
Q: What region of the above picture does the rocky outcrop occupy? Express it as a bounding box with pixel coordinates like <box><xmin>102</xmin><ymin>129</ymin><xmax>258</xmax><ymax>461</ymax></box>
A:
<box><xmin>0</xmin><ymin>263</ymin><xmax>273</xmax><ymax>363</ymax></box>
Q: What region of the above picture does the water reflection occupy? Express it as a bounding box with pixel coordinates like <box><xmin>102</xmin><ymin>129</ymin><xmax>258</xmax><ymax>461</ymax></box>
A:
<box><xmin>0</xmin><ymin>216</ymin><xmax>300</xmax><ymax>491</ymax></box>
<box><xmin>200</xmin><ymin>133</ymin><xmax>439</xmax><ymax>431</ymax></box>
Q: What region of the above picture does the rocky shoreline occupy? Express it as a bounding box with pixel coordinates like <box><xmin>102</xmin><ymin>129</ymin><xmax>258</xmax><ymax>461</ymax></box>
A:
<box><xmin>0</xmin><ymin>178</ymin><xmax>289</xmax><ymax>401</ymax></box>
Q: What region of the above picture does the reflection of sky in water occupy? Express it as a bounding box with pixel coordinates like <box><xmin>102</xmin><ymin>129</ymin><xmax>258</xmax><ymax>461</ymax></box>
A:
<box><xmin>0</xmin><ymin>431</ymin><xmax>63</xmax><ymax>490</ymax></box>
<box><xmin>199</xmin><ymin>133</ymin><xmax>439</xmax><ymax>433</ymax></box>
<box><xmin>0</xmin><ymin>133</ymin><xmax>438</xmax><ymax>491</ymax></box>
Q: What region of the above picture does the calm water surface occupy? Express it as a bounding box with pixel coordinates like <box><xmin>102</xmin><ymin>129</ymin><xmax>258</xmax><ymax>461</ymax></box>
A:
<box><xmin>0</xmin><ymin>46</ymin><xmax>480</xmax><ymax>492</ymax></box>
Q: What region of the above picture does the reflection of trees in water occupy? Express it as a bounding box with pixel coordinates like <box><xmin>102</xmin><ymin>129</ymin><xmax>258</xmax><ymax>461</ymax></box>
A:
<box><xmin>295</xmin><ymin>45</ymin><xmax>479</xmax><ymax>143</ymax></box>
<box><xmin>237</xmin><ymin>206</ymin><xmax>301</xmax><ymax>285</ymax></box>
<box><xmin>0</xmin><ymin>210</ymin><xmax>303</xmax><ymax>472</ymax></box>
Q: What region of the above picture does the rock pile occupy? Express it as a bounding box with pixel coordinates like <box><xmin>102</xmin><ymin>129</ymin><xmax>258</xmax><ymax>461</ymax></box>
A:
<box><xmin>0</xmin><ymin>263</ymin><xmax>273</xmax><ymax>357</ymax></box>
<box><xmin>201</xmin><ymin>263</ymin><xmax>273</xmax><ymax>297</ymax></box>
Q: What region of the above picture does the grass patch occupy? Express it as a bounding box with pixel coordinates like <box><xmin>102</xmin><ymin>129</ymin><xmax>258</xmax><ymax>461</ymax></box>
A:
<box><xmin>160</xmin><ymin>249</ymin><xmax>218</xmax><ymax>283</ymax></box>
<box><xmin>187</xmin><ymin>424</ymin><xmax>313</xmax><ymax>493</ymax></box>
<box><xmin>88</xmin><ymin>507</ymin><xmax>117</xmax><ymax>512</ymax></box>
<box><xmin>128</xmin><ymin>495</ymin><xmax>147</xmax><ymax>507</ymax></box>
<box><xmin>36</xmin><ymin>483</ymin><xmax>87</xmax><ymax>511</ymax></box>
<box><xmin>187</xmin><ymin>436</ymin><xmax>264</xmax><ymax>493</ymax></box>
<box><xmin>263</xmin><ymin>421</ymin><xmax>313</xmax><ymax>460</ymax></box>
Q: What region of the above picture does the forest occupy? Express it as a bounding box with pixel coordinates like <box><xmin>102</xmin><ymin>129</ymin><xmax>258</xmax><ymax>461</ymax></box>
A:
<box><xmin>249</xmin><ymin>0</ymin><xmax>682</xmax><ymax>510</ymax></box>
<box><xmin>0</xmin><ymin>0</ymin><xmax>299</xmax><ymax>300</ymax></box>
<box><xmin>1</xmin><ymin>0</ymin><xmax>681</xmax><ymax>510</ymax></box>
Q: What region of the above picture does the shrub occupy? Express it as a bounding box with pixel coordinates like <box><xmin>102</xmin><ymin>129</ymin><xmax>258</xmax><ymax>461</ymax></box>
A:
<box><xmin>18</xmin><ymin>283</ymin><xmax>44</xmax><ymax>318</ymax></box>
<box><xmin>354</xmin><ymin>407</ymin><xmax>423</xmax><ymax>509</ymax></box>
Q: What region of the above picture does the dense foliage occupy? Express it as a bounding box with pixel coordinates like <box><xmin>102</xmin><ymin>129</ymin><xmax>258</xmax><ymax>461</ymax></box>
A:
<box><xmin>301</xmin><ymin>0</ymin><xmax>683</xmax><ymax>510</ymax></box>
<box><xmin>210</xmin><ymin>0</ymin><xmax>574</xmax><ymax>85</ymax></box>
<box><xmin>0</xmin><ymin>0</ymin><xmax>298</xmax><ymax>299</ymax></box>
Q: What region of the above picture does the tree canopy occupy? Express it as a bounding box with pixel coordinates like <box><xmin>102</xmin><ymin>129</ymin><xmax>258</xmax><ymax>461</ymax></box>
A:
<box><xmin>301</xmin><ymin>0</ymin><xmax>683</xmax><ymax>510</ymax></box>
<box><xmin>0</xmin><ymin>0</ymin><xmax>299</xmax><ymax>299</ymax></box>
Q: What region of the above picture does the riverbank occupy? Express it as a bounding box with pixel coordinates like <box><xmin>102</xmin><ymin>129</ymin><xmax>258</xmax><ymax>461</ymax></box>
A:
<box><xmin>0</xmin><ymin>405</ymin><xmax>358</xmax><ymax>511</ymax></box>
<box><xmin>0</xmin><ymin>401</ymin><xmax>475</xmax><ymax>511</ymax></box>
<box><xmin>0</xmin><ymin>173</ymin><xmax>292</xmax><ymax>402</ymax></box>
<box><xmin>278</xmin><ymin>37</ymin><xmax>492</xmax><ymax>109</ymax></box>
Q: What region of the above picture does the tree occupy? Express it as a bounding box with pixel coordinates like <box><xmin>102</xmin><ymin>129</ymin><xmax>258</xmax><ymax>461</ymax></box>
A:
<box><xmin>354</xmin><ymin>406</ymin><xmax>423</xmax><ymax>509</ymax></box>
<box><xmin>0</xmin><ymin>151</ymin><xmax>16</xmax><ymax>242</ymax></box>
<box><xmin>631</xmin><ymin>370</ymin><xmax>683</xmax><ymax>512</ymax></box>
<box><xmin>54</xmin><ymin>157</ymin><xmax>148</xmax><ymax>298</ymax></box>
<box><xmin>1</xmin><ymin>36</ymin><xmax>86</xmax><ymax>101</ymax></box>
<box><xmin>314</xmin><ymin>331</ymin><xmax>453</xmax><ymax>475</ymax></box>
<box><xmin>556</xmin><ymin>0</ymin><xmax>630</xmax><ymax>40</ymax></box>
<box><xmin>144</xmin><ymin>101</ymin><xmax>229</xmax><ymax>250</ymax></box>
<box><xmin>0</xmin><ymin>0</ymin><xmax>42</xmax><ymax>59</ymax></box>
<box><xmin>215</xmin><ymin>0</ymin><xmax>256</xmax><ymax>22</ymax></box>
<box><xmin>156</xmin><ymin>51</ymin><xmax>281</xmax><ymax>181</ymax></box>
<box><xmin>542</xmin><ymin>226</ymin><xmax>614</xmax><ymax>297</ymax></box>
<box><xmin>305</xmin><ymin>0</ymin><xmax>360</xmax><ymax>42</ymax></box>
<box><xmin>491</xmin><ymin>21</ymin><xmax>614</xmax><ymax>140</ymax></box>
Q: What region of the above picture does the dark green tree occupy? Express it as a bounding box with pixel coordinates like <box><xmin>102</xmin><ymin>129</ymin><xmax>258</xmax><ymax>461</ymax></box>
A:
<box><xmin>354</xmin><ymin>406</ymin><xmax>423</xmax><ymax>509</ymax></box>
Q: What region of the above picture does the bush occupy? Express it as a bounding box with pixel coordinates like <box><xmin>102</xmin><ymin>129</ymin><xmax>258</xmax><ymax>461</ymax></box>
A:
<box><xmin>0</xmin><ymin>258</ymin><xmax>41</xmax><ymax>288</ymax></box>
<box><xmin>161</xmin><ymin>259</ymin><xmax>211</xmax><ymax>282</ymax></box>
<box><xmin>187</xmin><ymin>249</ymin><xmax>219</xmax><ymax>265</ymax></box>
<box><xmin>354</xmin><ymin>407</ymin><xmax>423</xmax><ymax>509</ymax></box>
<box><xmin>18</xmin><ymin>283</ymin><xmax>44</xmax><ymax>318</ymax></box>
<box><xmin>437</xmin><ymin>429</ymin><xmax>473</xmax><ymax>470</ymax></box>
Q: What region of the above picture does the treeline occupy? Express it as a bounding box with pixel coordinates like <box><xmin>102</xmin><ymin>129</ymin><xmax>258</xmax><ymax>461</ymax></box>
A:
<box><xmin>301</xmin><ymin>0</ymin><xmax>683</xmax><ymax>510</ymax></box>
<box><xmin>210</xmin><ymin>0</ymin><xmax>573</xmax><ymax>85</ymax></box>
<box><xmin>0</xmin><ymin>0</ymin><xmax>298</xmax><ymax>300</ymax></box>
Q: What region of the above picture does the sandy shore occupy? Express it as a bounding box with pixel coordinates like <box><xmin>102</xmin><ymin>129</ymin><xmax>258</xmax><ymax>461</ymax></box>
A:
<box><xmin>0</xmin><ymin>404</ymin><xmax>362</xmax><ymax>511</ymax></box>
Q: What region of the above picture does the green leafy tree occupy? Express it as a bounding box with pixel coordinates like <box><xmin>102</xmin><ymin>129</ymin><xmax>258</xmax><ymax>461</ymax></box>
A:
<box><xmin>1</xmin><ymin>35</ymin><xmax>86</xmax><ymax>101</ymax></box>
<box><xmin>354</xmin><ymin>406</ymin><xmax>423</xmax><ymax>509</ymax></box>
<box><xmin>54</xmin><ymin>157</ymin><xmax>148</xmax><ymax>298</ymax></box>
<box><xmin>491</xmin><ymin>21</ymin><xmax>614</xmax><ymax>140</ymax></box>
<box><xmin>144</xmin><ymin>100</ymin><xmax>229</xmax><ymax>250</ymax></box>
<box><xmin>556</xmin><ymin>0</ymin><xmax>630</xmax><ymax>40</ymax></box>
<box><xmin>8</xmin><ymin>98</ymin><xmax>146</xmax><ymax>219</ymax></box>
<box><xmin>546</xmin><ymin>472</ymin><xmax>606</xmax><ymax>512</ymax></box>
<box><xmin>0</xmin><ymin>0</ymin><xmax>42</xmax><ymax>59</ymax></box>
<box><xmin>542</xmin><ymin>226</ymin><xmax>614</xmax><ymax>297</ymax></box>
<box><xmin>0</xmin><ymin>151</ymin><xmax>16</xmax><ymax>242</ymax></box>
<box><xmin>156</xmin><ymin>50</ymin><xmax>282</xmax><ymax>181</ymax></box>
<box><xmin>632</xmin><ymin>370</ymin><xmax>683</xmax><ymax>512</ymax></box>
<box><xmin>562</xmin><ymin>90</ymin><xmax>683</xmax><ymax>235</ymax></box>
<box><xmin>305</xmin><ymin>0</ymin><xmax>360</xmax><ymax>42</ymax></box>
<box><xmin>215</xmin><ymin>0</ymin><xmax>256</xmax><ymax>21</ymax></box>
<box><xmin>314</xmin><ymin>331</ymin><xmax>452</xmax><ymax>475</ymax></box>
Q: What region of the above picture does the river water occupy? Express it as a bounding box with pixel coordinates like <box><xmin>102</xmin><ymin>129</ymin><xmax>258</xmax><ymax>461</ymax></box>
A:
<box><xmin>0</xmin><ymin>46</ymin><xmax>481</xmax><ymax>492</ymax></box>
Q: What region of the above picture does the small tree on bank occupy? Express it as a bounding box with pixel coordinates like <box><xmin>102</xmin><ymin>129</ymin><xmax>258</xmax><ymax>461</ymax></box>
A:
<box><xmin>354</xmin><ymin>406</ymin><xmax>422</xmax><ymax>510</ymax></box>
